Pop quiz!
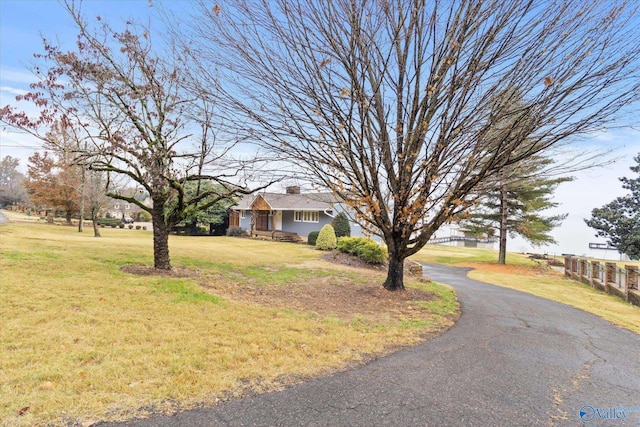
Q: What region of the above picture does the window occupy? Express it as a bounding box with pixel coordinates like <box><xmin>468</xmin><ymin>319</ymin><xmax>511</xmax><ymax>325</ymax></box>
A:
<box><xmin>303</xmin><ymin>211</ymin><xmax>319</xmax><ymax>223</ymax></box>
<box><xmin>124</xmin><ymin>203</ymin><xmax>130</xmax><ymax>210</ymax></box>
<box><xmin>114</xmin><ymin>203</ymin><xmax>120</xmax><ymax>210</ymax></box>
<box><xmin>294</xmin><ymin>211</ymin><xmax>318</xmax><ymax>222</ymax></box>
<box><xmin>240</xmin><ymin>210</ymin><xmax>246</xmax><ymax>219</ymax></box>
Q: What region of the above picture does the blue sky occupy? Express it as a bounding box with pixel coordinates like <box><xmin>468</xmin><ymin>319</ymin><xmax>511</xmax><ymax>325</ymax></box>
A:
<box><xmin>0</xmin><ymin>0</ymin><xmax>638</xmax><ymax>257</ymax></box>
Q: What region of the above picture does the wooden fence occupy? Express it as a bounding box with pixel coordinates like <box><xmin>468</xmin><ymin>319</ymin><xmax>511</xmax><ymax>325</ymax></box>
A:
<box><xmin>564</xmin><ymin>256</ymin><xmax>640</xmax><ymax>307</ymax></box>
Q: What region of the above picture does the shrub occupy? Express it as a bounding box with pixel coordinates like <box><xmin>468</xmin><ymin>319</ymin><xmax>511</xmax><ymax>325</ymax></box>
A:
<box><xmin>135</xmin><ymin>225</ymin><xmax>141</xmax><ymax>230</ymax></box>
<box><xmin>337</xmin><ymin>236</ymin><xmax>387</xmax><ymax>264</ymax></box>
<box><xmin>331</xmin><ymin>212</ymin><xmax>351</xmax><ymax>238</ymax></box>
<box><xmin>142</xmin><ymin>226</ymin><xmax>147</xmax><ymax>230</ymax></box>
<box><xmin>226</xmin><ymin>226</ymin><xmax>246</xmax><ymax>237</ymax></box>
<box><xmin>118</xmin><ymin>223</ymin><xmax>125</xmax><ymax>229</ymax></box>
<box><xmin>136</xmin><ymin>211</ymin><xmax>152</xmax><ymax>222</ymax></box>
<box><xmin>357</xmin><ymin>241</ymin><xmax>387</xmax><ymax>264</ymax></box>
<box><xmin>128</xmin><ymin>224</ymin><xmax>134</xmax><ymax>229</ymax></box>
<box><xmin>315</xmin><ymin>224</ymin><xmax>337</xmax><ymax>250</ymax></box>
<box><xmin>97</xmin><ymin>218</ymin><xmax>123</xmax><ymax>228</ymax></box>
<box><xmin>307</xmin><ymin>231</ymin><xmax>320</xmax><ymax>245</ymax></box>
<box><xmin>336</xmin><ymin>236</ymin><xmax>363</xmax><ymax>255</ymax></box>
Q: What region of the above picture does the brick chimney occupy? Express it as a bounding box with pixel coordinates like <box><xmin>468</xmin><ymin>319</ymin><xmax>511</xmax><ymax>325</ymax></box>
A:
<box><xmin>285</xmin><ymin>186</ymin><xmax>301</xmax><ymax>194</ymax></box>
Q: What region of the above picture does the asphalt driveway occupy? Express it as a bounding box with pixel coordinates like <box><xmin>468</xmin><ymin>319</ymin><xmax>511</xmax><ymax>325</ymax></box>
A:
<box><xmin>99</xmin><ymin>263</ymin><xmax>640</xmax><ymax>426</ymax></box>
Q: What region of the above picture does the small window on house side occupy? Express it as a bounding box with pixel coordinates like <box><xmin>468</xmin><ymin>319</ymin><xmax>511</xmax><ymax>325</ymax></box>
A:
<box><xmin>114</xmin><ymin>204</ymin><xmax>120</xmax><ymax>210</ymax></box>
<box><xmin>124</xmin><ymin>203</ymin><xmax>130</xmax><ymax>210</ymax></box>
<box><xmin>294</xmin><ymin>211</ymin><xmax>303</xmax><ymax>222</ymax></box>
<box><xmin>240</xmin><ymin>210</ymin><xmax>246</xmax><ymax>219</ymax></box>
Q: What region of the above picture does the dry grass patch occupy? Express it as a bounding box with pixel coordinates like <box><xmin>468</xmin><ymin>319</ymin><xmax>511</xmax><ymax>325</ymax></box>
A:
<box><xmin>0</xmin><ymin>221</ymin><xmax>457</xmax><ymax>426</ymax></box>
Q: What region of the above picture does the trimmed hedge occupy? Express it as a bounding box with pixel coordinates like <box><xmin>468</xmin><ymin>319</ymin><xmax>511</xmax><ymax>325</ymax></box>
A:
<box><xmin>307</xmin><ymin>231</ymin><xmax>320</xmax><ymax>245</ymax></box>
<box><xmin>315</xmin><ymin>224</ymin><xmax>337</xmax><ymax>250</ymax></box>
<box><xmin>96</xmin><ymin>218</ymin><xmax>123</xmax><ymax>227</ymax></box>
<box><xmin>226</xmin><ymin>226</ymin><xmax>247</xmax><ymax>237</ymax></box>
<box><xmin>337</xmin><ymin>236</ymin><xmax>387</xmax><ymax>264</ymax></box>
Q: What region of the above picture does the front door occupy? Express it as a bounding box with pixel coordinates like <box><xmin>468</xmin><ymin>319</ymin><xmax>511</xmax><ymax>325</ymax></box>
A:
<box><xmin>256</xmin><ymin>211</ymin><xmax>269</xmax><ymax>231</ymax></box>
<box><xmin>274</xmin><ymin>211</ymin><xmax>282</xmax><ymax>230</ymax></box>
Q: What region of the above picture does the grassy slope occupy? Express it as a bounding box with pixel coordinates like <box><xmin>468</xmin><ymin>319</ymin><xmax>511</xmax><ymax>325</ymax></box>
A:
<box><xmin>0</xmin><ymin>220</ymin><xmax>456</xmax><ymax>426</ymax></box>
<box><xmin>411</xmin><ymin>244</ymin><xmax>640</xmax><ymax>334</ymax></box>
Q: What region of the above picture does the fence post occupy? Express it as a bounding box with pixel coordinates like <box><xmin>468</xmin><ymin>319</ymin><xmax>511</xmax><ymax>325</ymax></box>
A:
<box><xmin>626</xmin><ymin>265</ymin><xmax>640</xmax><ymax>306</ymax></box>
<box><xmin>564</xmin><ymin>256</ymin><xmax>572</xmax><ymax>277</ymax></box>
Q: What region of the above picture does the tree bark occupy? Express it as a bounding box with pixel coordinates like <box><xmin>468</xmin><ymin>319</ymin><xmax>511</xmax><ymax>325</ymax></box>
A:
<box><xmin>92</xmin><ymin>218</ymin><xmax>101</xmax><ymax>237</ymax></box>
<box><xmin>498</xmin><ymin>179</ymin><xmax>508</xmax><ymax>265</ymax></box>
<box><xmin>66</xmin><ymin>210</ymin><xmax>73</xmax><ymax>226</ymax></box>
<box><xmin>152</xmin><ymin>203</ymin><xmax>171</xmax><ymax>270</ymax></box>
<box><xmin>78</xmin><ymin>166</ymin><xmax>85</xmax><ymax>233</ymax></box>
<box><xmin>91</xmin><ymin>208</ymin><xmax>101</xmax><ymax>237</ymax></box>
<box><xmin>383</xmin><ymin>247</ymin><xmax>406</xmax><ymax>291</ymax></box>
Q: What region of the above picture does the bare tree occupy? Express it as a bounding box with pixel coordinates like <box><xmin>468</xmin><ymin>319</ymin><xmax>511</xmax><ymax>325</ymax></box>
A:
<box><xmin>181</xmin><ymin>0</ymin><xmax>640</xmax><ymax>290</ymax></box>
<box><xmin>82</xmin><ymin>168</ymin><xmax>110</xmax><ymax>237</ymax></box>
<box><xmin>0</xmin><ymin>1</ymin><xmax>271</xmax><ymax>269</ymax></box>
<box><xmin>0</xmin><ymin>156</ymin><xmax>28</xmax><ymax>208</ymax></box>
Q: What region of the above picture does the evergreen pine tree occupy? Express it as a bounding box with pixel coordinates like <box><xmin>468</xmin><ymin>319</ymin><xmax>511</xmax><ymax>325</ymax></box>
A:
<box><xmin>463</xmin><ymin>155</ymin><xmax>572</xmax><ymax>264</ymax></box>
<box><xmin>585</xmin><ymin>154</ymin><xmax>640</xmax><ymax>260</ymax></box>
<box><xmin>331</xmin><ymin>212</ymin><xmax>351</xmax><ymax>238</ymax></box>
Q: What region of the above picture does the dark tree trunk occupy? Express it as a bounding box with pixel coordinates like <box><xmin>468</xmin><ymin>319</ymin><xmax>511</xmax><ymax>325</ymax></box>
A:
<box><xmin>383</xmin><ymin>247</ymin><xmax>405</xmax><ymax>291</ymax></box>
<box><xmin>152</xmin><ymin>203</ymin><xmax>171</xmax><ymax>270</ymax></box>
<box><xmin>66</xmin><ymin>210</ymin><xmax>73</xmax><ymax>226</ymax></box>
<box><xmin>91</xmin><ymin>209</ymin><xmax>101</xmax><ymax>237</ymax></box>
<box><xmin>498</xmin><ymin>179</ymin><xmax>508</xmax><ymax>265</ymax></box>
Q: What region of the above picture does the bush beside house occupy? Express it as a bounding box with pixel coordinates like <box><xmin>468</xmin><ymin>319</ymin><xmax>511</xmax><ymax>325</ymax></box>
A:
<box><xmin>315</xmin><ymin>225</ymin><xmax>337</xmax><ymax>250</ymax></box>
<box><xmin>307</xmin><ymin>231</ymin><xmax>320</xmax><ymax>245</ymax></box>
<box><xmin>331</xmin><ymin>212</ymin><xmax>351</xmax><ymax>238</ymax></box>
<box><xmin>337</xmin><ymin>236</ymin><xmax>387</xmax><ymax>264</ymax></box>
<box><xmin>226</xmin><ymin>226</ymin><xmax>247</xmax><ymax>237</ymax></box>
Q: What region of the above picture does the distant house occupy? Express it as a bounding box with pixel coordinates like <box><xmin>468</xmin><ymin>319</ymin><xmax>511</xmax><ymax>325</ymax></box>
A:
<box><xmin>229</xmin><ymin>186</ymin><xmax>363</xmax><ymax>241</ymax></box>
<box><xmin>106</xmin><ymin>188</ymin><xmax>151</xmax><ymax>221</ymax></box>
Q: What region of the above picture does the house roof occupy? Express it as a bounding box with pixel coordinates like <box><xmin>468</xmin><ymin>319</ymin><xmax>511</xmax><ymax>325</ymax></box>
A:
<box><xmin>233</xmin><ymin>192</ymin><xmax>339</xmax><ymax>211</ymax></box>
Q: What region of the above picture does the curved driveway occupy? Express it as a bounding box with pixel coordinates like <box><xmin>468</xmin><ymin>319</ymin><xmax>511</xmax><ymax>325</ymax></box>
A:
<box><xmin>102</xmin><ymin>264</ymin><xmax>640</xmax><ymax>426</ymax></box>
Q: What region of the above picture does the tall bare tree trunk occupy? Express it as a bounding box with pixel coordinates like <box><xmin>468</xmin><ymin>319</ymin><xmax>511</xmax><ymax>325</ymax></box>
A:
<box><xmin>498</xmin><ymin>178</ymin><xmax>509</xmax><ymax>265</ymax></box>
<box><xmin>91</xmin><ymin>208</ymin><xmax>101</xmax><ymax>237</ymax></box>
<box><xmin>78</xmin><ymin>167</ymin><xmax>85</xmax><ymax>232</ymax></box>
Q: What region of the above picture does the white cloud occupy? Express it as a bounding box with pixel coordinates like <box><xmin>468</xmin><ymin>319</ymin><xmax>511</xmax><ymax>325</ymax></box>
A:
<box><xmin>0</xmin><ymin>68</ymin><xmax>38</xmax><ymax>85</ymax></box>
<box><xmin>0</xmin><ymin>86</ymin><xmax>28</xmax><ymax>96</ymax></box>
